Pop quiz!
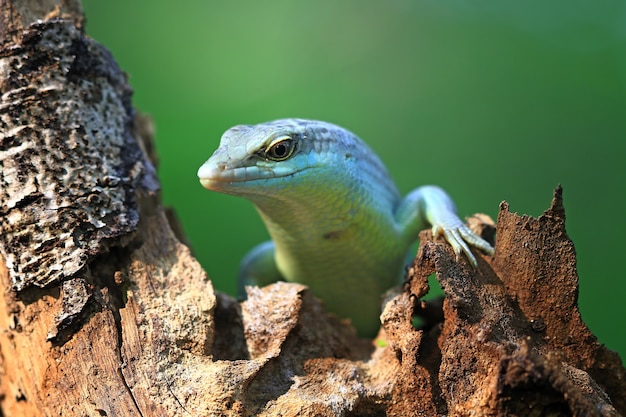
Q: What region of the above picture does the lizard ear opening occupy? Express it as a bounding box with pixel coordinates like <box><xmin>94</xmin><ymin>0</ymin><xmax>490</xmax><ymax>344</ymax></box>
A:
<box><xmin>264</xmin><ymin>136</ymin><xmax>297</xmax><ymax>161</ymax></box>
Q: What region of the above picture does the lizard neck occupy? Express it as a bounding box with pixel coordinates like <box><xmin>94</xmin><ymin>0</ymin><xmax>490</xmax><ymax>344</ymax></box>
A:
<box><xmin>249</xmin><ymin>175</ymin><xmax>356</xmax><ymax>244</ymax></box>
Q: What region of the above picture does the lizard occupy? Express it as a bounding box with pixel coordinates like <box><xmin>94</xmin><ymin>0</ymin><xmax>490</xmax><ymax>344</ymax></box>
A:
<box><xmin>197</xmin><ymin>119</ymin><xmax>494</xmax><ymax>336</ymax></box>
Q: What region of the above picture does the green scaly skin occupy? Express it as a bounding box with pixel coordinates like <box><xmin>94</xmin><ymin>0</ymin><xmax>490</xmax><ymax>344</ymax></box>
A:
<box><xmin>198</xmin><ymin>119</ymin><xmax>494</xmax><ymax>336</ymax></box>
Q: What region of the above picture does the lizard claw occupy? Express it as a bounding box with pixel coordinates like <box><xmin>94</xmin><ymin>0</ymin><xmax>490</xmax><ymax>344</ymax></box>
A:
<box><xmin>432</xmin><ymin>222</ymin><xmax>494</xmax><ymax>267</ymax></box>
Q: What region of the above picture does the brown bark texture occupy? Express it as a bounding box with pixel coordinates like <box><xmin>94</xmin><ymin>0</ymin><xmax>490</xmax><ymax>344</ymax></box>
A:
<box><xmin>0</xmin><ymin>3</ymin><xmax>624</xmax><ymax>417</ymax></box>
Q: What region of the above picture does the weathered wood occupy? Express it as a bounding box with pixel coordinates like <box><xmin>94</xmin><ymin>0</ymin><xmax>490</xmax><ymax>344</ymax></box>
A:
<box><xmin>403</xmin><ymin>187</ymin><xmax>625</xmax><ymax>416</ymax></box>
<box><xmin>0</xmin><ymin>2</ymin><xmax>624</xmax><ymax>416</ymax></box>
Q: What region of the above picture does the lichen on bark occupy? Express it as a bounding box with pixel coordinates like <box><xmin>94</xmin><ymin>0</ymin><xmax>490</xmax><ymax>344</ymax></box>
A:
<box><xmin>0</xmin><ymin>19</ymin><xmax>157</xmax><ymax>293</ymax></box>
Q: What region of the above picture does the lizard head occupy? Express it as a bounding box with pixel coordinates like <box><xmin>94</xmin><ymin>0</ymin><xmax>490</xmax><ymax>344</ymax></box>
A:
<box><xmin>197</xmin><ymin>119</ymin><xmax>361</xmax><ymax>200</ymax></box>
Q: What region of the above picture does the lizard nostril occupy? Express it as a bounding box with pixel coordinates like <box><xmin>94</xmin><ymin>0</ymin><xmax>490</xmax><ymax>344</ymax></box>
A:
<box><xmin>217</xmin><ymin>162</ymin><xmax>227</xmax><ymax>171</ymax></box>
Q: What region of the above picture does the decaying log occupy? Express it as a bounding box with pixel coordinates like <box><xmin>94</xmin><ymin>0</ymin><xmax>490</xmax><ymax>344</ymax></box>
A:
<box><xmin>0</xmin><ymin>3</ymin><xmax>624</xmax><ymax>417</ymax></box>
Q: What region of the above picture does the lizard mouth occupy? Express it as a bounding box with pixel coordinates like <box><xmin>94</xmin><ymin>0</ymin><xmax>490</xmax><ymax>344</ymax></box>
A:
<box><xmin>199</xmin><ymin>178</ymin><xmax>220</xmax><ymax>190</ymax></box>
<box><xmin>198</xmin><ymin>161</ymin><xmax>308</xmax><ymax>191</ymax></box>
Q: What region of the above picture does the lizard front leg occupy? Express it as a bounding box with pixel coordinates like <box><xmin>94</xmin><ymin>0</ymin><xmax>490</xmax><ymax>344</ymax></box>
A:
<box><xmin>395</xmin><ymin>185</ymin><xmax>494</xmax><ymax>266</ymax></box>
<box><xmin>237</xmin><ymin>240</ymin><xmax>283</xmax><ymax>298</ymax></box>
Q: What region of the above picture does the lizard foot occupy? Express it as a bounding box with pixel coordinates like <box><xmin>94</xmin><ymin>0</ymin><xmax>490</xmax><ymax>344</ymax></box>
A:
<box><xmin>432</xmin><ymin>222</ymin><xmax>494</xmax><ymax>267</ymax></box>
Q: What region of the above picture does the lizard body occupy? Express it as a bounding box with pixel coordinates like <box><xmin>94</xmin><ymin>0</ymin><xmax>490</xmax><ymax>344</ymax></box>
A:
<box><xmin>198</xmin><ymin>119</ymin><xmax>493</xmax><ymax>336</ymax></box>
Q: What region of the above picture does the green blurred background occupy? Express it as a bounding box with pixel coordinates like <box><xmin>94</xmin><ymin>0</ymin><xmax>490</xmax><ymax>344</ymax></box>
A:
<box><xmin>82</xmin><ymin>1</ymin><xmax>625</xmax><ymax>357</ymax></box>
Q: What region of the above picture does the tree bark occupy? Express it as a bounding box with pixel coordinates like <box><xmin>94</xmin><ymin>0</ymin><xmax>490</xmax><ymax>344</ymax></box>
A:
<box><xmin>0</xmin><ymin>2</ymin><xmax>624</xmax><ymax>416</ymax></box>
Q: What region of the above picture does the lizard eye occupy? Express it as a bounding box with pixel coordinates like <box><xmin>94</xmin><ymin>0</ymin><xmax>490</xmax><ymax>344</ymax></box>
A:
<box><xmin>265</xmin><ymin>136</ymin><xmax>296</xmax><ymax>161</ymax></box>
